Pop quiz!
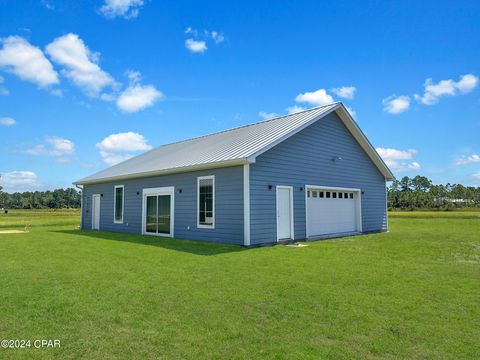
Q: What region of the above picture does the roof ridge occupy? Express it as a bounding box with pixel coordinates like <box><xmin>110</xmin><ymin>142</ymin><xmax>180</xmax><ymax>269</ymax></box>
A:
<box><xmin>152</xmin><ymin>102</ymin><xmax>340</xmax><ymax>149</ymax></box>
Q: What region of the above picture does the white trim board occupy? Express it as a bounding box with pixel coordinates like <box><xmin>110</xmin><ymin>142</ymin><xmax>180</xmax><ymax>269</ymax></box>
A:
<box><xmin>243</xmin><ymin>164</ymin><xmax>251</xmax><ymax>246</ymax></box>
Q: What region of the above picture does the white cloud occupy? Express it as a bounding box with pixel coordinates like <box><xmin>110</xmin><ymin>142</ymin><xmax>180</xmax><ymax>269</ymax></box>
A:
<box><xmin>100</xmin><ymin>0</ymin><xmax>144</xmax><ymax>19</ymax></box>
<box><xmin>0</xmin><ymin>117</ymin><xmax>15</xmax><ymax>126</ymax></box>
<box><xmin>455</xmin><ymin>154</ymin><xmax>480</xmax><ymax>165</ymax></box>
<box><xmin>0</xmin><ymin>36</ymin><xmax>59</xmax><ymax>87</ymax></box>
<box><xmin>0</xmin><ymin>171</ymin><xmax>41</xmax><ymax>193</ymax></box>
<box><xmin>345</xmin><ymin>106</ymin><xmax>356</xmax><ymax>119</ymax></box>
<box><xmin>259</xmin><ymin>111</ymin><xmax>279</xmax><ymax>120</ymax></box>
<box><xmin>376</xmin><ymin>148</ymin><xmax>417</xmax><ymax>160</ymax></box>
<box><xmin>96</xmin><ymin>131</ymin><xmax>152</xmax><ymax>165</ymax></box>
<box><xmin>116</xmin><ymin>84</ymin><xmax>163</xmax><ymax>113</ymax></box>
<box><xmin>46</xmin><ymin>33</ymin><xmax>114</xmax><ymax>96</ymax></box>
<box><xmin>184</xmin><ymin>28</ymin><xmax>225</xmax><ymax>52</ymax></box>
<box><xmin>414</xmin><ymin>74</ymin><xmax>479</xmax><ymax>105</ymax></box>
<box><xmin>472</xmin><ymin>172</ymin><xmax>480</xmax><ymax>180</ymax></box>
<box><xmin>382</xmin><ymin>95</ymin><xmax>410</xmax><ymax>114</ymax></box>
<box><xmin>24</xmin><ymin>136</ymin><xmax>75</xmax><ymax>162</ymax></box>
<box><xmin>285</xmin><ymin>105</ymin><xmax>306</xmax><ymax>114</ymax></box>
<box><xmin>295</xmin><ymin>89</ymin><xmax>334</xmax><ymax>106</ymax></box>
<box><xmin>331</xmin><ymin>86</ymin><xmax>356</xmax><ymax>99</ymax></box>
<box><xmin>376</xmin><ymin>147</ymin><xmax>420</xmax><ymax>172</ymax></box>
<box><xmin>210</xmin><ymin>31</ymin><xmax>225</xmax><ymax>44</ymax></box>
<box><xmin>185</xmin><ymin>39</ymin><xmax>207</xmax><ymax>53</ymax></box>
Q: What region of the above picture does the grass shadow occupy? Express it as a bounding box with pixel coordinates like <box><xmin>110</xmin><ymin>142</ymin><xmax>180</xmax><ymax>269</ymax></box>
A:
<box><xmin>55</xmin><ymin>229</ymin><xmax>246</xmax><ymax>256</ymax></box>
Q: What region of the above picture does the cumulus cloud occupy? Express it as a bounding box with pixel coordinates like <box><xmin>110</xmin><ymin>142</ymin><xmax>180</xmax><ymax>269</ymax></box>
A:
<box><xmin>259</xmin><ymin>111</ymin><xmax>280</xmax><ymax>120</ymax></box>
<box><xmin>100</xmin><ymin>0</ymin><xmax>144</xmax><ymax>19</ymax></box>
<box><xmin>331</xmin><ymin>86</ymin><xmax>356</xmax><ymax>99</ymax></box>
<box><xmin>96</xmin><ymin>131</ymin><xmax>152</xmax><ymax>165</ymax></box>
<box><xmin>0</xmin><ymin>117</ymin><xmax>15</xmax><ymax>126</ymax></box>
<box><xmin>382</xmin><ymin>95</ymin><xmax>410</xmax><ymax>114</ymax></box>
<box><xmin>455</xmin><ymin>154</ymin><xmax>480</xmax><ymax>165</ymax></box>
<box><xmin>0</xmin><ymin>36</ymin><xmax>59</xmax><ymax>87</ymax></box>
<box><xmin>285</xmin><ymin>105</ymin><xmax>306</xmax><ymax>114</ymax></box>
<box><xmin>24</xmin><ymin>136</ymin><xmax>75</xmax><ymax>162</ymax></box>
<box><xmin>0</xmin><ymin>171</ymin><xmax>41</xmax><ymax>193</ymax></box>
<box><xmin>414</xmin><ymin>74</ymin><xmax>479</xmax><ymax>105</ymax></box>
<box><xmin>376</xmin><ymin>147</ymin><xmax>420</xmax><ymax>172</ymax></box>
<box><xmin>46</xmin><ymin>33</ymin><xmax>115</xmax><ymax>96</ymax></box>
<box><xmin>116</xmin><ymin>84</ymin><xmax>163</xmax><ymax>113</ymax></box>
<box><xmin>295</xmin><ymin>89</ymin><xmax>335</xmax><ymax>106</ymax></box>
<box><xmin>184</xmin><ymin>28</ymin><xmax>225</xmax><ymax>53</ymax></box>
<box><xmin>185</xmin><ymin>39</ymin><xmax>207</xmax><ymax>53</ymax></box>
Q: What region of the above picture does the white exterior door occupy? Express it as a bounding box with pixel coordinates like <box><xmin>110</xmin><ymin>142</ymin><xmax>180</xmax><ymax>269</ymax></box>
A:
<box><xmin>92</xmin><ymin>194</ymin><xmax>100</xmax><ymax>230</ymax></box>
<box><xmin>306</xmin><ymin>187</ymin><xmax>360</xmax><ymax>237</ymax></box>
<box><xmin>277</xmin><ymin>186</ymin><xmax>293</xmax><ymax>240</ymax></box>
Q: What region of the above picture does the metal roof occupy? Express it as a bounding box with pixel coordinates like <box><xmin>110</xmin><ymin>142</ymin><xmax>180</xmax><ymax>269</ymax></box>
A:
<box><xmin>75</xmin><ymin>102</ymin><xmax>394</xmax><ymax>185</ymax></box>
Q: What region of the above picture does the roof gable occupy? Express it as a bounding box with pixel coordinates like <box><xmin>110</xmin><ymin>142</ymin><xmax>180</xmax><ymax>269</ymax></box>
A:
<box><xmin>75</xmin><ymin>102</ymin><xmax>393</xmax><ymax>185</ymax></box>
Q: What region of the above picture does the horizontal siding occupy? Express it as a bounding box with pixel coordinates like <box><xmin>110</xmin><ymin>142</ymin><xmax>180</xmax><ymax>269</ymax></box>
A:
<box><xmin>250</xmin><ymin>112</ymin><xmax>387</xmax><ymax>245</ymax></box>
<box><xmin>82</xmin><ymin>166</ymin><xmax>244</xmax><ymax>245</ymax></box>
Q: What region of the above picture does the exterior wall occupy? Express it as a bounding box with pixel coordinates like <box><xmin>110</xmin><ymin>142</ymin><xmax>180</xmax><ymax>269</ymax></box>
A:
<box><xmin>81</xmin><ymin>166</ymin><xmax>244</xmax><ymax>245</ymax></box>
<box><xmin>249</xmin><ymin>112</ymin><xmax>387</xmax><ymax>245</ymax></box>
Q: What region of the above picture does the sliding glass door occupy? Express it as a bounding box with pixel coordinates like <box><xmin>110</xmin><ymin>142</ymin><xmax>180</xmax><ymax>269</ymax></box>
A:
<box><xmin>143</xmin><ymin>187</ymin><xmax>174</xmax><ymax>237</ymax></box>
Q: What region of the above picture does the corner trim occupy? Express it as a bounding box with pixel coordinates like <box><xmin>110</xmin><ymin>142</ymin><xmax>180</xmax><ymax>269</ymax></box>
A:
<box><xmin>243</xmin><ymin>164</ymin><xmax>250</xmax><ymax>246</ymax></box>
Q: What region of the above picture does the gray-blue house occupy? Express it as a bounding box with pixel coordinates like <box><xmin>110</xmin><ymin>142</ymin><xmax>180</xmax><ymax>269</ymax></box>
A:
<box><xmin>74</xmin><ymin>103</ymin><xmax>394</xmax><ymax>246</ymax></box>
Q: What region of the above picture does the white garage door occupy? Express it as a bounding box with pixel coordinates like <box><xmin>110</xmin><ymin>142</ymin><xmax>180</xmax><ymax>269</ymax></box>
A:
<box><xmin>306</xmin><ymin>188</ymin><xmax>360</xmax><ymax>237</ymax></box>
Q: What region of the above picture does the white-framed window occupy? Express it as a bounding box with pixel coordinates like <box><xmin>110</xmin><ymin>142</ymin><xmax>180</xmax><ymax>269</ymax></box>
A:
<box><xmin>197</xmin><ymin>175</ymin><xmax>215</xmax><ymax>228</ymax></box>
<box><xmin>114</xmin><ymin>185</ymin><xmax>124</xmax><ymax>224</ymax></box>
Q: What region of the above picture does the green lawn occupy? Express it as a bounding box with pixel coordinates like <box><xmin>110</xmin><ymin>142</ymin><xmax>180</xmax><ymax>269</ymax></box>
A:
<box><xmin>0</xmin><ymin>210</ymin><xmax>479</xmax><ymax>359</ymax></box>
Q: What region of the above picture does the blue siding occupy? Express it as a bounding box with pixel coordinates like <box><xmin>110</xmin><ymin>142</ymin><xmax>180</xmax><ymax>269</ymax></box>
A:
<box><xmin>81</xmin><ymin>166</ymin><xmax>244</xmax><ymax>245</ymax></box>
<box><xmin>249</xmin><ymin>112</ymin><xmax>387</xmax><ymax>245</ymax></box>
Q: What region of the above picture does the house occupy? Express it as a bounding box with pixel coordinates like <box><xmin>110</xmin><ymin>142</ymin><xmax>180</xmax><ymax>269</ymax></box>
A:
<box><xmin>74</xmin><ymin>102</ymin><xmax>394</xmax><ymax>246</ymax></box>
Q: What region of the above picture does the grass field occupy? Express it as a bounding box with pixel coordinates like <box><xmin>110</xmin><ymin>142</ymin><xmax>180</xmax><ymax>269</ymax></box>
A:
<box><xmin>0</xmin><ymin>210</ymin><xmax>479</xmax><ymax>359</ymax></box>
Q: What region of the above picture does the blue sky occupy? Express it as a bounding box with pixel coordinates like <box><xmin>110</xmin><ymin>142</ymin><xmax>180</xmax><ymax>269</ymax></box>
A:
<box><xmin>1</xmin><ymin>0</ymin><xmax>479</xmax><ymax>192</ymax></box>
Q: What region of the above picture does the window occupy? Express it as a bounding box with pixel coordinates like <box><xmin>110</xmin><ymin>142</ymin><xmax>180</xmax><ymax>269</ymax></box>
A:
<box><xmin>114</xmin><ymin>185</ymin><xmax>124</xmax><ymax>223</ymax></box>
<box><xmin>333</xmin><ymin>192</ymin><xmax>337</xmax><ymax>198</ymax></box>
<box><xmin>339</xmin><ymin>192</ymin><xmax>343</xmax><ymax>199</ymax></box>
<box><xmin>326</xmin><ymin>192</ymin><xmax>331</xmax><ymax>198</ymax></box>
<box><xmin>307</xmin><ymin>190</ymin><xmax>311</xmax><ymax>197</ymax></box>
<box><xmin>349</xmin><ymin>193</ymin><xmax>354</xmax><ymax>199</ymax></box>
<box><xmin>344</xmin><ymin>192</ymin><xmax>348</xmax><ymax>199</ymax></box>
<box><xmin>312</xmin><ymin>191</ymin><xmax>318</xmax><ymax>198</ymax></box>
<box><xmin>319</xmin><ymin>191</ymin><xmax>324</xmax><ymax>198</ymax></box>
<box><xmin>198</xmin><ymin>175</ymin><xmax>215</xmax><ymax>228</ymax></box>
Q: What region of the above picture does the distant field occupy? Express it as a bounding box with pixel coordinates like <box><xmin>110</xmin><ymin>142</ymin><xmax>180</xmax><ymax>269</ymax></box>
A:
<box><xmin>0</xmin><ymin>210</ymin><xmax>479</xmax><ymax>359</ymax></box>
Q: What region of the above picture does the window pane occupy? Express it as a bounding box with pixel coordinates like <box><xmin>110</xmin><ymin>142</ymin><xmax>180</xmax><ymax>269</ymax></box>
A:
<box><xmin>319</xmin><ymin>191</ymin><xmax>324</xmax><ymax>198</ymax></box>
<box><xmin>312</xmin><ymin>191</ymin><xmax>317</xmax><ymax>198</ymax></box>
<box><xmin>157</xmin><ymin>195</ymin><xmax>171</xmax><ymax>234</ymax></box>
<box><xmin>326</xmin><ymin>192</ymin><xmax>331</xmax><ymax>198</ymax></box>
<box><xmin>307</xmin><ymin>191</ymin><xmax>310</xmax><ymax>197</ymax></box>
<box><xmin>339</xmin><ymin>192</ymin><xmax>343</xmax><ymax>198</ymax></box>
<box><xmin>344</xmin><ymin>192</ymin><xmax>348</xmax><ymax>199</ymax></box>
<box><xmin>199</xmin><ymin>178</ymin><xmax>213</xmax><ymax>225</ymax></box>
<box><xmin>146</xmin><ymin>195</ymin><xmax>157</xmax><ymax>233</ymax></box>
<box><xmin>333</xmin><ymin>192</ymin><xmax>337</xmax><ymax>198</ymax></box>
<box><xmin>350</xmin><ymin>193</ymin><xmax>354</xmax><ymax>199</ymax></box>
<box><xmin>115</xmin><ymin>187</ymin><xmax>123</xmax><ymax>221</ymax></box>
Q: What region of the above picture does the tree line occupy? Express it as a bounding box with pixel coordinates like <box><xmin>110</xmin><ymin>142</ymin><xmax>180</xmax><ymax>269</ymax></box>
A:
<box><xmin>0</xmin><ymin>186</ymin><xmax>81</xmax><ymax>209</ymax></box>
<box><xmin>388</xmin><ymin>176</ymin><xmax>480</xmax><ymax>210</ymax></box>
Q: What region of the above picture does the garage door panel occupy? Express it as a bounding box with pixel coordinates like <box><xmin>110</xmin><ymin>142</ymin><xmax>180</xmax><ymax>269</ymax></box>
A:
<box><xmin>307</xmin><ymin>189</ymin><xmax>359</xmax><ymax>236</ymax></box>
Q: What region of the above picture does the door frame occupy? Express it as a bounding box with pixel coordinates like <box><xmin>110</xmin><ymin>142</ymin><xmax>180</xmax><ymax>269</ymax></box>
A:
<box><xmin>304</xmin><ymin>184</ymin><xmax>362</xmax><ymax>238</ymax></box>
<box><xmin>92</xmin><ymin>194</ymin><xmax>101</xmax><ymax>230</ymax></box>
<box><xmin>141</xmin><ymin>186</ymin><xmax>175</xmax><ymax>237</ymax></box>
<box><xmin>276</xmin><ymin>185</ymin><xmax>294</xmax><ymax>241</ymax></box>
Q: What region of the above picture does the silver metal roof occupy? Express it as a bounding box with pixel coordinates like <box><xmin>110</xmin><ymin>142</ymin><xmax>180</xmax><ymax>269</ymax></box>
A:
<box><xmin>75</xmin><ymin>102</ymin><xmax>394</xmax><ymax>185</ymax></box>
